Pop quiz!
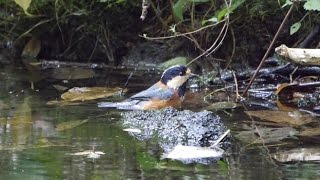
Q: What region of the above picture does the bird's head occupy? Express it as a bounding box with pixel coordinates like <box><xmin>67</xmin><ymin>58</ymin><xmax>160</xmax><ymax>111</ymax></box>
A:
<box><xmin>160</xmin><ymin>65</ymin><xmax>197</xmax><ymax>90</ymax></box>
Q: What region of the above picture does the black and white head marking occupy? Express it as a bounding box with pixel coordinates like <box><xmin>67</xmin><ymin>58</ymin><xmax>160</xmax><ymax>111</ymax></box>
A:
<box><xmin>160</xmin><ymin>65</ymin><xmax>192</xmax><ymax>89</ymax></box>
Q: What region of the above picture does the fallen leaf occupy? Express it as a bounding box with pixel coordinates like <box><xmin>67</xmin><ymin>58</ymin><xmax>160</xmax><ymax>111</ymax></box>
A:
<box><xmin>275</xmin><ymin>82</ymin><xmax>320</xmax><ymax>101</ymax></box>
<box><xmin>273</xmin><ymin>147</ymin><xmax>320</xmax><ymax>162</ymax></box>
<box><xmin>123</xmin><ymin>128</ymin><xmax>142</xmax><ymax>133</ymax></box>
<box><xmin>206</xmin><ymin>101</ymin><xmax>238</xmax><ymax>111</ymax></box>
<box><xmin>163</xmin><ymin>145</ymin><xmax>224</xmax><ymax>160</ymax></box>
<box><xmin>46</xmin><ymin>100</ymin><xmax>82</xmax><ymax>106</ymax></box>
<box><xmin>298</xmin><ymin>128</ymin><xmax>320</xmax><ymax>137</ymax></box>
<box><xmin>61</xmin><ymin>87</ymin><xmax>125</xmax><ymax>102</ymax></box>
<box><xmin>245</xmin><ymin>110</ymin><xmax>314</xmax><ymax>126</ymax></box>
<box><xmin>235</xmin><ymin>127</ymin><xmax>298</xmax><ymax>144</ymax></box>
<box><xmin>55</xmin><ymin>119</ymin><xmax>88</xmax><ymax>131</ymax></box>
<box><xmin>70</xmin><ymin>150</ymin><xmax>105</xmax><ymax>159</ymax></box>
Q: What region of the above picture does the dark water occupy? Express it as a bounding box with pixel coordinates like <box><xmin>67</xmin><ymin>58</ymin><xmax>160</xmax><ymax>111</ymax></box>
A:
<box><xmin>0</xmin><ymin>67</ymin><xmax>319</xmax><ymax>180</ymax></box>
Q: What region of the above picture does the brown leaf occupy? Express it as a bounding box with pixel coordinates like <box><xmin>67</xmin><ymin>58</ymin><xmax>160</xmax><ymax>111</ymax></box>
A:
<box><xmin>22</xmin><ymin>37</ymin><xmax>41</xmax><ymax>59</ymax></box>
<box><xmin>245</xmin><ymin>110</ymin><xmax>314</xmax><ymax>126</ymax></box>
<box><xmin>55</xmin><ymin>119</ymin><xmax>88</xmax><ymax>131</ymax></box>
<box><xmin>46</xmin><ymin>100</ymin><xmax>82</xmax><ymax>106</ymax></box>
<box><xmin>298</xmin><ymin>128</ymin><xmax>320</xmax><ymax>137</ymax></box>
<box><xmin>61</xmin><ymin>87</ymin><xmax>125</xmax><ymax>102</ymax></box>
<box><xmin>275</xmin><ymin>82</ymin><xmax>320</xmax><ymax>102</ymax></box>
<box><xmin>206</xmin><ymin>101</ymin><xmax>238</xmax><ymax>111</ymax></box>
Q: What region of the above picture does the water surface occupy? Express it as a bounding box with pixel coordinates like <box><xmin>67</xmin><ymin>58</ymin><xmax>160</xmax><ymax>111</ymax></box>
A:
<box><xmin>0</xmin><ymin>67</ymin><xmax>319</xmax><ymax>180</ymax></box>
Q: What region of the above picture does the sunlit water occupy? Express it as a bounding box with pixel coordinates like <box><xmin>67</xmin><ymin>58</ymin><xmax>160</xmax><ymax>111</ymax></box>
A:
<box><xmin>0</xmin><ymin>67</ymin><xmax>319</xmax><ymax>180</ymax></box>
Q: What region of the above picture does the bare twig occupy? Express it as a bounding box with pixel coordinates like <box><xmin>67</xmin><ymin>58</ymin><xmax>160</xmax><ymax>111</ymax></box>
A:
<box><xmin>55</xmin><ymin>0</ymin><xmax>65</xmax><ymax>45</ymax></box>
<box><xmin>102</xmin><ymin>27</ymin><xmax>114</xmax><ymax>63</ymax></box>
<box><xmin>140</xmin><ymin>21</ymin><xmax>225</xmax><ymax>40</ymax></box>
<box><xmin>16</xmin><ymin>19</ymin><xmax>52</xmax><ymax>40</ymax></box>
<box><xmin>232</xmin><ymin>71</ymin><xmax>241</xmax><ymax>101</ymax></box>
<box><xmin>242</xmin><ymin>3</ymin><xmax>296</xmax><ymax>96</ymax></box>
<box><xmin>211</xmin><ymin>129</ymin><xmax>230</xmax><ymax>147</ymax></box>
<box><xmin>225</xmin><ymin>26</ymin><xmax>236</xmax><ymax>69</ymax></box>
<box><xmin>187</xmin><ymin>0</ymin><xmax>231</xmax><ymax>66</ymax></box>
<box><xmin>88</xmin><ymin>37</ymin><xmax>98</xmax><ymax>62</ymax></box>
<box><xmin>187</xmin><ymin>19</ymin><xmax>229</xmax><ymax>66</ymax></box>
<box><xmin>121</xmin><ymin>72</ymin><xmax>133</xmax><ymax>95</ymax></box>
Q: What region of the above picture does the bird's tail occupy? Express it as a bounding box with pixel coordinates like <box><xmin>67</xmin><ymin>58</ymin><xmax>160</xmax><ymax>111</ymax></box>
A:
<box><xmin>97</xmin><ymin>102</ymin><xmax>119</xmax><ymax>108</ymax></box>
<box><xmin>97</xmin><ymin>101</ymin><xmax>139</xmax><ymax>110</ymax></box>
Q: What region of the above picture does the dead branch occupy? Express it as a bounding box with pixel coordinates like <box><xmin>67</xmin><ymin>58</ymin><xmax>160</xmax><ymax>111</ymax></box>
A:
<box><xmin>275</xmin><ymin>44</ymin><xmax>320</xmax><ymax>66</ymax></box>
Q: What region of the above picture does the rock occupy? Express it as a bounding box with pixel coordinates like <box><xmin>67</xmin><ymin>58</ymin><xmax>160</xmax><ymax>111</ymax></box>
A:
<box><xmin>121</xmin><ymin>107</ymin><xmax>231</xmax><ymax>164</ymax></box>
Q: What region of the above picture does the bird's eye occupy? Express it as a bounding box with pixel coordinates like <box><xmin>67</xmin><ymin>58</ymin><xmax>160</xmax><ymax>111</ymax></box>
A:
<box><xmin>179</xmin><ymin>72</ymin><xmax>184</xmax><ymax>76</ymax></box>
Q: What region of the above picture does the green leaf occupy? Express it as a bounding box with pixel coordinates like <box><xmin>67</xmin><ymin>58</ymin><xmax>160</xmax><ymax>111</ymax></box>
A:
<box><xmin>159</xmin><ymin>57</ymin><xmax>188</xmax><ymax>70</ymax></box>
<box><xmin>303</xmin><ymin>0</ymin><xmax>320</xmax><ymax>11</ymax></box>
<box><xmin>282</xmin><ymin>0</ymin><xmax>293</xmax><ymax>8</ymax></box>
<box><xmin>172</xmin><ymin>0</ymin><xmax>190</xmax><ymax>21</ymax></box>
<box><xmin>215</xmin><ymin>0</ymin><xmax>245</xmax><ymax>21</ymax></box>
<box><xmin>14</xmin><ymin>0</ymin><xmax>32</xmax><ymax>16</ymax></box>
<box><xmin>217</xmin><ymin>8</ymin><xmax>229</xmax><ymax>21</ymax></box>
<box><xmin>202</xmin><ymin>17</ymin><xmax>218</xmax><ymax>25</ymax></box>
<box><xmin>290</xmin><ymin>22</ymin><xmax>301</xmax><ymax>35</ymax></box>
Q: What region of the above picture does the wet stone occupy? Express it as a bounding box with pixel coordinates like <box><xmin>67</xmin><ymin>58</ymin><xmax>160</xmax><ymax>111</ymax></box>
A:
<box><xmin>121</xmin><ymin>107</ymin><xmax>230</xmax><ymax>163</ymax></box>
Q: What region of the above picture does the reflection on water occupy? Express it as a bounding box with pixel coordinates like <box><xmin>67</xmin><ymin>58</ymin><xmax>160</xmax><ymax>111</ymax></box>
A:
<box><xmin>0</xmin><ymin>67</ymin><xmax>319</xmax><ymax>180</ymax></box>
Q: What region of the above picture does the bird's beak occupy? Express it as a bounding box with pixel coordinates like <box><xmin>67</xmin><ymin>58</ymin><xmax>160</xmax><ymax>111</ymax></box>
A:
<box><xmin>186</xmin><ymin>68</ymin><xmax>199</xmax><ymax>79</ymax></box>
<box><xmin>189</xmin><ymin>73</ymin><xmax>199</xmax><ymax>79</ymax></box>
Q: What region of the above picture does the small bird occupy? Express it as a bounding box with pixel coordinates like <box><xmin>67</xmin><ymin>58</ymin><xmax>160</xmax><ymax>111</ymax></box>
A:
<box><xmin>98</xmin><ymin>65</ymin><xmax>197</xmax><ymax>110</ymax></box>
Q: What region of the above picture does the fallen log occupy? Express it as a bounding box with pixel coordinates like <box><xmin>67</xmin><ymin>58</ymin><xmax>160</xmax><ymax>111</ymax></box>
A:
<box><xmin>275</xmin><ymin>44</ymin><xmax>320</xmax><ymax>66</ymax></box>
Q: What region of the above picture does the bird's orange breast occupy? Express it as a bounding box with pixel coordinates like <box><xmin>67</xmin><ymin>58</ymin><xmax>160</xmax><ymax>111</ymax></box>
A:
<box><xmin>140</xmin><ymin>92</ymin><xmax>182</xmax><ymax>110</ymax></box>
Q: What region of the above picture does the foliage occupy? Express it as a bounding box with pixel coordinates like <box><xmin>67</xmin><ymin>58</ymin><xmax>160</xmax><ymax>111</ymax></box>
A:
<box><xmin>290</xmin><ymin>22</ymin><xmax>301</xmax><ymax>35</ymax></box>
<box><xmin>283</xmin><ymin>0</ymin><xmax>320</xmax><ymax>35</ymax></box>
<box><xmin>0</xmin><ymin>0</ymin><xmax>319</xmax><ymax>67</ymax></box>
<box><xmin>303</xmin><ymin>0</ymin><xmax>320</xmax><ymax>11</ymax></box>
<box><xmin>1</xmin><ymin>0</ymin><xmax>141</xmax><ymax>62</ymax></box>
<box><xmin>14</xmin><ymin>0</ymin><xmax>32</xmax><ymax>15</ymax></box>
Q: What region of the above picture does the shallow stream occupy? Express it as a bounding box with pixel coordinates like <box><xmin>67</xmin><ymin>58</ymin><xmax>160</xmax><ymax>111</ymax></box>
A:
<box><xmin>0</xmin><ymin>66</ymin><xmax>319</xmax><ymax>179</ymax></box>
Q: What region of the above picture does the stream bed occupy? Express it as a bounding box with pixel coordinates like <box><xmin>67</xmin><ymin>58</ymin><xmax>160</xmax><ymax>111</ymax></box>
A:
<box><xmin>0</xmin><ymin>65</ymin><xmax>319</xmax><ymax>180</ymax></box>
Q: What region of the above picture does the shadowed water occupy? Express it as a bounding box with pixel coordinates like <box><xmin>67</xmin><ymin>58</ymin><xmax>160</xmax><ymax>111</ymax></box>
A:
<box><xmin>0</xmin><ymin>66</ymin><xmax>319</xmax><ymax>180</ymax></box>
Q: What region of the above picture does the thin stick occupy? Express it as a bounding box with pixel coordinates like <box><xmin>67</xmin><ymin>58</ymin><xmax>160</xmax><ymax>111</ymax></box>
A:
<box><xmin>187</xmin><ymin>20</ymin><xmax>229</xmax><ymax>66</ymax></box>
<box><xmin>187</xmin><ymin>0</ymin><xmax>231</xmax><ymax>66</ymax></box>
<box><xmin>140</xmin><ymin>21</ymin><xmax>225</xmax><ymax>40</ymax></box>
<box><xmin>121</xmin><ymin>72</ymin><xmax>133</xmax><ymax>95</ymax></box>
<box><xmin>211</xmin><ymin>129</ymin><xmax>230</xmax><ymax>147</ymax></box>
<box><xmin>242</xmin><ymin>3</ymin><xmax>296</xmax><ymax>97</ymax></box>
<box><xmin>232</xmin><ymin>71</ymin><xmax>240</xmax><ymax>101</ymax></box>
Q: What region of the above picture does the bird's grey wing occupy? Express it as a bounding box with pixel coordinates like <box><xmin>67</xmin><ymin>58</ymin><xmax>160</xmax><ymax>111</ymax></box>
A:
<box><xmin>98</xmin><ymin>100</ymin><xmax>142</xmax><ymax>110</ymax></box>
<box><xmin>98</xmin><ymin>84</ymin><xmax>175</xmax><ymax>110</ymax></box>
<box><xmin>129</xmin><ymin>83</ymin><xmax>175</xmax><ymax>100</ymax></box>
